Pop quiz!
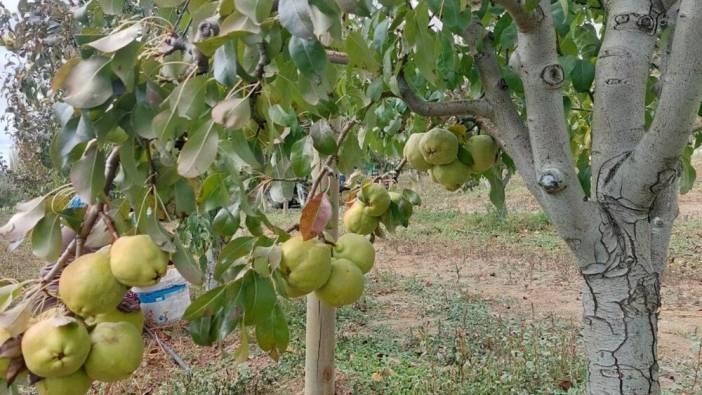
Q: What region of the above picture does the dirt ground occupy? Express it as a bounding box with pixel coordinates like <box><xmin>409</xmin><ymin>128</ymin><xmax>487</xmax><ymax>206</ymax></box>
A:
<box><xmin>373</xmin><ymin>158</ymin><xmax>702</xmax><ymax>390</ymax></box>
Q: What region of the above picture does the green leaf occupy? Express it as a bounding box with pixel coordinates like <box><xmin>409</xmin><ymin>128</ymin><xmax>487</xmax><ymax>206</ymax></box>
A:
<box><xmin>0</xmin><ymin>196</ymin><xmax>47</xmax><ymax>249</ymax></box>
<box><xmin>245</xmin><ymin>214</ymin><xmax>264</xmax><ymax>236</ymax></box>
<box><xmin>174</xmin><ymin>179</ymin><xmax>197</xmax><ymax>215</ymax></box>
<box><xmin>184</xmin><ymin>285</ymin><xmax>228</xmax><ymax>320</ymax></box>
<box><xmin>99</xmin><ymin>0</ymin><xmax>124</xmax><ymax>15</ymax></box>
<box><xmin>255</xmin><ymin>309</ymin><xmax>276</xmax><ymax>352</ymax></box>
<box><xmin>0</xmin><ymin>283</ymin><xmax>25</xmax><ymax>313</ymax></box>
<box><xmin>154</xmin><ymin>0</ymin><xmax>182</xmax><ymax>6</ymax></box>
<box><xmin>288</xmin><ymin>36</ymin><xmax>327</xmax><ymax>76</ymax></box>
<box><xmin>173</xmin><ymin>236</ymin><xmax>204</xmax><ymax>285</ymax></box>
<box><xmin>278</xmin><ymin>0</ymin><xmax>314</xmax><ymax>38</ymax></box>
<box><xmin>169</xmin><ymin>76</ymin><xmax>207</xmax><ymax>120</ymax></box>
<box><xmin>242</xmin><ymin>272</ymin><xmax>276</xmax><ymax>325</ymax></box>
<box><xmin>69</xmin><ymin>144</ymin><xmax>106</xmax><ymax>204</ymax></box>
<box><xmin>338</xmin><ymin>129</ymin><xmax>363</xmax><ymax>174</ymax></box>
<box><xmin>221</xmin><ymin>236</ymin><xmax>256</xmax><ymax>263</ymax></box>
<box><xmin>213</xmin><ymin>207</ymin><xmax>240</xmax><ymax>237</ymax></box>
<box><xmin>177</xmin><ymin>120</ymin><xmax>221</xmax><ymax>178</ymax></box>
<box><xmin>212</xmin><ymin>97</ymin><xmax>251</xmax><ymax>129</ymax></box>
<box><xmin>573</xmin><ymin>24</ymin><xmax>600</xmax><ymax>59</ymax></box>
<box><xmin>268</xmin><ymin>105</ymin><xmax>298</xmax><ymax>127</ymax></box>
<box><xmin>111</xmin><ymin>41</ymin><xmax>141</xmax><ymax>92</ymax></box>
<box><xmin>88</xmin><ymin>23</ymin><xmax>141</xmax><ymax>53</ymax></box>
<box><xmin>137</xmin><ymin>207</ymin><xmax>176</xmax><ymax>252</ymax></box>
<box><xmin>402</xmin><ymin>189</ymin><xmax>422</xmax><ymax>206</ymax></box>
<box><xmin>345</xmin><ymin>31</ymin><xmax>379</xmax><ymax>73</ymax></box>
<box><xmin>220</xmin><ymin>133</ymin><xmax>262</xmax><ymax>171</ymax></box>
<box><xmin>235</xmin><ymin>0</ymin><xmax>274</xmax><ymax>23</ymax></box>
<box><xmin>61</xmin><ymin>57</ymin><xmax>113</xmax><ymax>109</ymax></box>
<box><xmin>197</xmin><ymin>173</ymin><xmax>230</xmax><ymax>211</ymax></box>
<box><xmin>213</xmin><ymin>40</ymin><xmax>238</xmax><ymax>86</ymax></box>
<box><xmin>30</xmin><ymin>213</ymin><xmax>62</xmax><ymax>261</ymax></box>
<box><xmin>309</xmin><ymin>0</ymin><xmax>340</xmax><ymax>16</ymax></box>
<box><xmin>271</xmin><ymin>304</ymin><xmax>289</xmax><ymax>353</ymax></box>
<box><xmin>309</xmin><ymin>120</ymin><xmax>337</xmax><ymax>155</ymax></box>
<box><xmin>234</xmin><ymin>323</ymin><xmax>250</xmax><ymax>361</ymax></box>
<box><xmin>484</xmin><ymin>168</ymin><xmax>507</xmax><ymax>217</ymax></box>
<box><xmin>680</xmin><ymin>146</ymin><xmax>697</xmax><ymax>194</ymax></box>
<box><xmin>559</xmin><ymin>0</ymin><xmax>568</xmax><ymax>14</ymax></box>
<box><xmin>194</xmin><ymin>17</ymin><xmax>260</xmax><ymax>57</ymax></box>
<box><xmin>290</xmin><ymin>137</ymin><xmax>314</xmax><ymax>177</ymax></box>
<box><xmin>570</xmin><ymin>59</ymin><xmax>595</xmax><ymax>93</ymax></box>
<box><xmin>151</xmin><ymin>109</ymin><xmax>181</xmax><ymax>141</ymax></box>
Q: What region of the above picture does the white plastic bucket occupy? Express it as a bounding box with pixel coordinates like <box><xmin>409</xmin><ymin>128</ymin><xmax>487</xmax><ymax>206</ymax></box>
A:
<box><xmin>132</xmin><ymin>268</ymin><xmax>190</xmax><ymax>327</ymax></box>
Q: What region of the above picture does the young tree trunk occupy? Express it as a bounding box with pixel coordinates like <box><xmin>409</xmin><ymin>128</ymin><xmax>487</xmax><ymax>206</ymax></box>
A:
<box><xmin>304</xmin><ymin>170</ymin><xmax>339</xmax><ymax>395</ymax></box>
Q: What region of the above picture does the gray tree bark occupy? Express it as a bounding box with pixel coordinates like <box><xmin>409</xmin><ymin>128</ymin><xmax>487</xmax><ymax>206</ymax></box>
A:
<box><xmin>399</xmin><ymin>0</ymin><xmax>702</xmax><ymax>392</ymax></box>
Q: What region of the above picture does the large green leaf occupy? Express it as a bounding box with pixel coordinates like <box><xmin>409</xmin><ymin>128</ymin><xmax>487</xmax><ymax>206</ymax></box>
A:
<box><xmin>61</xmin><ymin>57</ymin><xmax>113</xmax><ymax>109</ymax></box>
<box><xmin>290</xmin><ymin>136</ymin><xmax>314</xmax><ymax>177</ymax></box>
<box><xmin>168</xmin><ymin>76</ymin><xmax>208</xmax><ymax>120</ymax></box>
<box><xmin>570</xmin><ymin>59</ymin><xmax>595</xmax><ymax>93</ymax></box>
<box><xmin>111</xmin><ymin>41</ymin><xmax>141</xmax><ymax>92</ymax></box>
<box><xmin>30</xmin><ymin>212</ymin><xmax>62</xmax><ymax>261</ymax></box>
<box><xmin>241</xmin><ymin>272</ymin><xmax>276</xmax><ymax>325</ymax></box>
<box><xmin>183</xmin><ymin>284</ymin><xmax>229</xmax><ymax>320</ymax></box>
<box><xmin>197</xmin><ymin>173</ymin><xmax>230</xmax><ymax>211</ymax></box>
<box><xmin>177</xmin><ymin>120</ymin><xmax>221</xmax><ymax>178</ymax></box>
<box><xmin>212</xmin><ymin>97</ymin><xmax>251</xmax><ymax>129</ymax></box>
<box><xmin>99</xmin><ymin>0</ymin><xmax>124</xmax><ymax>15</ymax></box>
<box><xmin>235</xmin><ymin>0</ymin><xmax>274</xmax><ymax>23</ymax></box>
<box><xmin>0</xmin><ymin>196</ymin><xmax>47</xmax><ymax>249</ymax></box>
<box><xmin>173</xmin><ymin>235</ymin><xmax>204</xmax><ymax>285</ymax></box>
<box><xmin>288</xmin><ymin>36</ymin><xmax>327</xmax><ymax>76</ymax></box>
<box><xmin>345</xmin><ymin>31</ymin><xmax>380</xmax><ymax>73</ymax></box>
<box><xmin>278</xmin><ymin>0</ymin><xmax>314</xmax><ymax>38</ymax></box>
<box><xmin>213</xmin><ymin>40</ymin><xmax>238</xmax><ymax>86</ymax></box>
<box><xmin>218</xmin><ymin>236</ymin><xmax>256</xmax><ymax>273</ymax></box>
<box><xmin>88</xmin><ymin>23</ymin><xmax>141</xmax><ymax>53</ymax></box>
<box><xmin>69</xmin><ymin>144</ymin><xmax>106</xmax><ymax>204</ymax></box>
<box><xmin>219</xmin><ymin>133</ymin><xmax>261</xmax><ymax>171</ymax></box>
<box><xmin>309</xmin><ymin>120</ymin><xmax>337</xmax><ymax>155</ymax></box>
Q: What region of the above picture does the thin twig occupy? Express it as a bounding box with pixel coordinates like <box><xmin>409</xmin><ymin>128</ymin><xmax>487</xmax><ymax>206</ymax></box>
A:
<box><xmin>373</xmin><ymin>158</ymin><xmax>407</xmax><ymax>184</ymax></box>
<box><xmin>145</xmin><ymin>327</ymin><xmax>192</xmax><ymax>372</ymax></box>
<box><xmin>306</xmin><ymin>120</ymin><xmax>357</xmax><ymax>204</ymax></box>
<box><xmin>40</xmin><ymin>147</ymin><xmax>121</xmax><ymax>284</ymax></box>
<box><xmin>99</xmin><ymin>212</ymin><xmax>120</xmax><ymax>242</ymax></box>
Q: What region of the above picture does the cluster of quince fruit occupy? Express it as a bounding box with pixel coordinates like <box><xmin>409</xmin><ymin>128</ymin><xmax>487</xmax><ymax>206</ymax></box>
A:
<box><xmin>276</xmin><ymin>233</ymin><xmax>375</xmax><ymax>307</ymax></box>
<box><xmin>6</xmin><ymin>235</ymin><xmax>168</xmax><ymax>395</ymax></box>
<box><xmin>404</xmin><ymin>127</ymin><xmax>499</xmax><ymax>191</ymax></box>
<box><xmin>343</xmin><ymin>183</ymin><xmax>413</xmax><ymax>236</ymax></box>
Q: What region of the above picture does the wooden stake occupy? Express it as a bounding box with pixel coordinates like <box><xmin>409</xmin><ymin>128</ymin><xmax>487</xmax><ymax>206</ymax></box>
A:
<box><xmin>304</xmin><ymin>169</ymin><xmax>338</xmax><ymax>395</ymax></box>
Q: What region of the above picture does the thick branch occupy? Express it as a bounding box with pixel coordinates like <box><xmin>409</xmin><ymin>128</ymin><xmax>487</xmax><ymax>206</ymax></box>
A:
<box><xmin>493</xmin><ymin>0</ymin><xmax>538</xmax><ymax>32</ymax></box>
<box><xmin>459</xmin><ymin>23</ymin><xmax>538</xmax><ymax>199</ymax></box>
<box><xmin>591</xmin><ymin>0</ymin><xmax>662</xmax><ymax>189</ymax></box>
<box><xmin>510</xmin><ymin>0</ymin><xmax>595</xmax><ymax>262</ymax></box>
<box><xmin>616</xmin><ymin>0</ymin><xmax>702</xmax><ymax>207</ymax></box>
<box><xmin>397</xmin><ymin>72</ymin><xmax>493</xmax><ymax>118</ymax></box>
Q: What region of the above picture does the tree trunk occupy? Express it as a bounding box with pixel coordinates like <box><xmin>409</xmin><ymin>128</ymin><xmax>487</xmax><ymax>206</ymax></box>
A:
<box><xmin>578</xmin><ymin>183</ymin><xmax>674</xmax><ymax>394</ymax></box>
<box><xmin>582</xmin><ymin>268</ymin><xmax>661</xmax><ymax>394</ymax></box>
